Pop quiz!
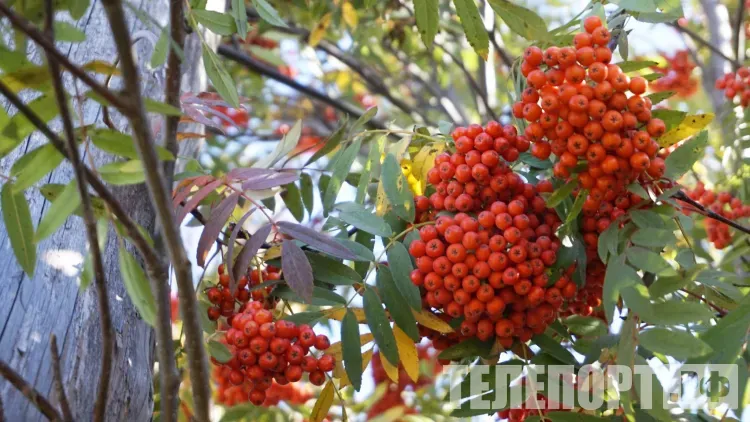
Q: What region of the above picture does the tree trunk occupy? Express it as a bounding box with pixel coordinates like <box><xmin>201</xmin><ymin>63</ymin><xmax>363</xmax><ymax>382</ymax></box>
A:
<box><xmin>0</xmin><ymin>0</ymin><xmax>218</xmax><ymax>419</ymax></box>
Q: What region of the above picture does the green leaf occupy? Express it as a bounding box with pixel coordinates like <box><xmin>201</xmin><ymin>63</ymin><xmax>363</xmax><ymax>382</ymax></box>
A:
<box><xmin>646</xmin><ymin>90</ymin><xmax>675</xmax><ymax>104</ymax></box>
<box><xmin>335</xmin><ymin>202</ymin><xmax>392</xmax><ymax>237</ymax></box>
<box><xmin>150</xmin><ymin>29</ymin><xmax>169</xmax><ymax>68</ymax></box>
<box><xmin>193</xmin><ymin>10</ymin><xmax>237</xmax><ymax>35</ymax></box>
<box><xmin>282</xmin><ymin>310</ymin><xmax>323</xmax><ymax>325</ymax></box>
<box><xmin>0</xmin><ymin>65</ymin><xmax>50</xmax><ymax>94</ymax></box>
<box><xmin>232</xmin><ymin>0</ymin><xmax>248</xmax><ymax>39</ymax></box>
<box><xmin>357</xmin><ymin>134</ymin><xmax>384</xmax><ymax>203</ymax></box>
<box><xmin>563</xmin><ymin>315</ymin><xmax>607</xmax><ymax>338</ymax></box>
<box><xmin>351</xmin><ymin>107</ymin><xmax>378</xmax><ymax>133</ymax></box>
<box><xmin>35</xmin><ymin>181</ymin><xmax>81</xmax><ymax>242</ymax></box>
<box><xmin>332</xmin><ymin>237</ymin><xmax>375</xmax><ymax>262</ymax></box>
<box><xmin>90</xmin><ymin>129</ymin><xmax>174</xmax><ymax>160</ymax></box>
<box><xmin>639</xmin><ymin>328</ymin><xmax>712</xmax><ymax>359</ymax></box>
<box><xmin>1</xmin><ymin>183</ymin><xmax>36</xmax><ymax>276</ymax></box>
<box><xmin>300</xmin><ymin>172</ymin><xmax>314</xmax><ymax>214</ymax></box>
<box><xmin>616</xmin><ymin>316</ymin><xmax>637</xmax><ymax>368</ymax></box>
<box><xmin>363</xmin><ymin>287</ymin><xmax>399</xmax><ymax>365</ymax></box>
<box><xmin>625</xmin><ymin>246</ymin><xmax>672</xmax><ymax>274</ymax></box>
<box><xmin>322</xmin><ymin>138</ymin><xmax>362</xmax><ymax>213</ymax></box>
<box><xmin>79</xmin><ymin>218</ymin><xmax>108</xmax><ymax>291</ymax></box>
<box><xmin>545</xmin><ymin>179</ymin><xmax>576</xmax><ymax>208</ymax></box>
<box><xmin>386</xmin><ymin>242</ymin><xmax>423</xmax><ymax>310</ymax></box>
<box><xmin>202</xmin><ymin>45</ymin><xmax>239</xmax><ymax>108</ymax></box>
<box><xmin>437</xmin><ymin>337</ymin><xmax>494</xmax><ymax>360</ymax></box>
<box><xmin>453</xmin><ymin>0</ymin><xmax>490</xmax><ymax>59</ymax></box>
<box><xmin>602</xmin><ymin>258</ymin><xmax>642</xmax><ymax>323</ymax></box>
<box><xmin>68</xmin><ymin>0</ymin><xmax>90</xmax><ymax>20</ymax></box>
<box><xmin>616</xmin><ymin>60</ymin><xmax>658</xmax><ymax>72</ymax></box>
<box><xmin>10</xmin><ymin>143</ymin><xmax>64</xmax><ymax>192</ymax></box>
<box><xmin>531</xmin><ymin>334</ymin><xmax>577</xmax><ymax>366</ymax></box>
<box><xmin>341</xmin><ymin>310</ymin><xmax>363</xmax><ymax>391</ymax></box>
<box><xmin>381</xmin><ymin>153</ymin><xmax>415</xmax><ymax>222</ymax></box>
<box><xmin>629</xmin><ymin>209</ymin><xmax>664</xmax><ymax>228</ymax></box>
<box><xmin>53</xmin><ymin>21</ymin><xmax>86</xmax><ymax>42</ymax></box>
<box><xmin>640</xmin><ymin>300</ymin><xmax>715</xmax><ymax>325</ymax></box>
<box><xmin>597</xmin><ymin>222</ymin><xmax>619</xmax><ymax>263</ymax></box>
<box><xmin>565</xmin><ymin>188</ymin><xmax>588</xmax><ymax>224</ymax></box>
<box><xmin>664</xmin><ymin>130</ymin><xmax>708</xmax><ymax>180</ymax></box>
<box><xmin>696</xmin><ymin>294</ymin><xmax>750</xmax><ymax>364</ymax></box>
<box><xmin>281</xmin><ymin>182</ymin><xmax>304</xmax><ymax>222</ymax></box>
<box><xmin>0</xmin><ymin>95</ymin><xmax>59</xmax><ymax>157</ymax></box>
<box><xmin>252</xmin><ymin>0</ymin><xmax>288</xmax><ymax>27</ymax></box>
<box><xmin>255</xmin><ymin>121</ymin><xmax>302</xmax><ymax>169</ymax></box>
<box><xmin>632</xmin><ymin>355</ymin><xmax>672</xmax><ymax>421</ymax></box>
<box><xmin>652</xmin><ymin>109</ymin><xmax>688</xmax><ymax>131</ymax></box>
<box><xmin>305</xmin><ymin>120</ymin><xmax>347</xmax><ymax>166</ymax></box>
<box><xmin>207</xmin><ymin>339</ymin><xmax>232</xmax><ymax>363</ymax></box>
<box><xmin>119</xmin><ymin>247</ymin><xmax>157</xmax><ymax>326</ymax></box>
<box><xmin>305</xmin><ymin>252</ymin><xmax>362</xmax><ymax>285</ymax></box>
<box><xmin>272</xmin><ymin>285</ymin><xmax>346</xmax><ymax>306</ymax></box>
<box><xmin>488</xmin><ymin>0</ymin><xmax>548</xmax><ymax>41</ymax></box>
<box><xmin>376</xmin><ymin>267</ymin><xmax>420</xmax><ymax>341</ymax></box>
<box><xmin>631</xmin><ymin>228</ymin><xmax>676</xmax><ymax>247</ymax></box>
<box><xmin>98</xmin><ymin>160</ymin><xmax>146</xmax><ymax>185</ymax></box>
<box><xmin>39</xmin><ymin>184</ymin><xmax>108</xmax><ymax>220</ymax></box>
<box><xmin>413</xmin><ymin>0</ymin><xmax>439</xmax><ymax>47</ymax></box>
<box><xmin>144</xmin><ymin>99</ymin><xmax>183</xmax><ymax>116</ymax></box>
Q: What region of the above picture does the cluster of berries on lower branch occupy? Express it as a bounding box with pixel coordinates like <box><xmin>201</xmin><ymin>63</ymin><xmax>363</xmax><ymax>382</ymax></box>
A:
<box><xmin>683</xmin><ymin>183</ymin><xmax>750</xmax><ymax>249</ymax></box>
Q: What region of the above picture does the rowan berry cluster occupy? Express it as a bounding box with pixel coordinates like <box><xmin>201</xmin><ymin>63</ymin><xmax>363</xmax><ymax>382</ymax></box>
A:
<box><xmin>684</xmin><ymin>183</ymin><xmax>750</xmax><ymax>249</ymax></box>
<box><xmin>408</xmin><ymin>122</ymin><xmax>575</xmax><ymax>352</ymax></box>
<box><xmin>367</xmin><ymin>344</ymin><xmax>443</xmax><ymax>419</ymax></box>
<box><xmin>213</xmin><ymin>105</ymin><xmax>250</xmax><ymax>128</ymax></box>
<box><xmin>515</xmin><ymin>16</ymin><xmax>667</xmax><ymax>196</ymax></box>
<box><xmin>211</xmin><ymin>300</ymin><xmax>334</xmax><ymax>407</ymax></box>
<box><xmin>205</xmin><ymin>264</ymin><xmax>280</xmax><ymax>321</ymax></box>
<box><xmin>715</xmin><ymin>67</ymin><xmax>750</xmax><ymax>107</ymax></box>
<box><xmin>650</xmin><ymin>50</ymin><xmax>698</xmax><ymax>98</ymax></box>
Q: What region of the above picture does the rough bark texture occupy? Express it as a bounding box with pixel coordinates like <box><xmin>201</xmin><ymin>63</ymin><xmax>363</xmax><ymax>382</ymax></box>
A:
<box><xmin>0</xmin><ymin>0</ymin><xmax>219</xmax><ymax>419</ymax></box>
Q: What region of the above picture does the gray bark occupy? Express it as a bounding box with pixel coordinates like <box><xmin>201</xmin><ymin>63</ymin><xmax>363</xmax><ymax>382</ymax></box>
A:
<box><xmin>0</xmin><ymin>0</ymin><xmax>217</xmax><ymax>419</ymax></box>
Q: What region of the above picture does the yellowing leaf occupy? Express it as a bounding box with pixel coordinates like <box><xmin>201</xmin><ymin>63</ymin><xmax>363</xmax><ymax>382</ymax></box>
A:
<box><xmin>411</xmin><ymin>142</ymin><xmax>445</xmax><ymax>194</ymax></box>
<box><xmin>413</xmin><ymin>309</ymin><xmax>454</xmax><ymax>333</ymax></box>
<box><xmin>342</xmin><ymin>2</ymin><xmax>358</xmax><ymax>28</ymax></box>
<box><xmin>338</xmin><ymin>349</ymin><xmax>373</xmax><ymax>387</ymax></box>
<box><xmin>310</xmin><ymin>381</ymin><xmax>335</xmax><ymax>422</ymax></box>
<box><xmin>394</xmin><ymin>326</ymin><xmax>419</xmax><ymax>382</ymax></box>
<box><xmin>656</xmin><ymin>113</ymin><xmax>714</xmax><ymax>148</ymax></box>
<box><xmin>82</xmin><ymin>60</ymin><xmax>121</xmax><ymax>76</ymax></box>
<box><xmin>324</xmin><ymin>307</ymin><xmax>367</xmax><ymax>322</ymax></box>
<box><xmin>381</xmin><ymin>350</ymin><xmax>400</xmax><ymax>382</ymax></box>
<box><xmin>0</xmin><ymin>65</ymin><xmax>49</xmax><ymax>93</ymax></box>
<box><xmin>375</xmin><ymin>181</ymin><xmax>389</xmax><ymax>216</ymax></box>
<box><xmin>326</xmin><ymin>333</ymin><xmax>374</xmax><ymax>359</ymax></box>
<box><xmin>309</xmin><ymin>13</ymin><xmax>331</xmax><ymax>47</ymax></box>
<box><xmin>263</xmin><ymin>244</ymin><xmax>282</xmax><ymax>260</ymax></box>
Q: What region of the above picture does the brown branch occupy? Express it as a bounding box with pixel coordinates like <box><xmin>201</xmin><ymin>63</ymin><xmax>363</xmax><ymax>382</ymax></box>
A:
<box><xmin>99</xmin><ymin>1</ymin><xmax>210</xmax><ymax>420</ymax></box>
<box><xmin>217</xmin><ymin>44</ymin><xmax>388</xmax><ymax>130</ymax></box>
<box><xmin>667</xmin><ymin>21</ymin><xmax>742</xmax><ymax>70</ymax></box>
<box><xmin>488</xmin><ymin>29</ymin><xmax>514</xmax><ymax>69</ymax></box>
<box><xmin>43</xmin><ymin>4</ymin><xmax>112</xmax><ymax>420</ymax></box>
<box><xmin>0</xmin><ymin>3</ymin><xmax>128</xmax><ymax>111</ymax></box>
<box><xmin>437</xmin><ymin>41</ymin><xmax>499</xmax><ymax>121</ymax></box>
<box><xmin>733</xmin><ymin>0</ymin><xmax>746</xmax><ymax>62</ymax></box>
<box><xmin>674</xmin><ymin>191</ymin><xmax>750</xmax><ymax>235</ymax></box>
<box><xmin>680</xmin><ymin>289</ymin><xmax>728</xmax><ymax>317</ymax></box>
<box><xmin>0</xmin><ymin>360</ymin><xmax>62</xmax><ymax>421</ymax></box>
<box><xmin>48</xmin><ymin>335</ymin><xmax>73</xmax><ymax>422</ymax></box>
<box><xmin>0</xmin><ymin>81</ymin><xmax>166</xmax><ymax>306</ymax></box>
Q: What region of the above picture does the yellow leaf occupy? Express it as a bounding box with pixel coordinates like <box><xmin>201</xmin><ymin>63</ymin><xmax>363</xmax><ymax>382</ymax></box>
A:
<box><xmin>82</xmin><ymin>60</ymin><xmax>121</xmax><ymax>76</ymax></box>
<box><xmin>263</xmin><ymin>244</ymin><xmax>281</xmax><ymax>260</ymax></box>
<box><xmin>656</xmin><ymin>113</ymin><xmax>714</xmax><ymax>148</ymax></box>
<box><xmin>342</xmin><ymin>2</ymin><xmax>358</xmax><ymax>28</ymax></box>
<box><xmin>326</xmin><ymin>333</ymin><xmax>374</xmax><ymax>359</ymax></box>
<box><xmin>413</xmin><ymin>309</ymin><xmax>454</xmax><ymax>333</ymax></box>
<box><xmin>338</xmin><ymin>348</ymin><xmax>373</xmax><ymax>387</ymax></box>
<box><xmin>411</xmin><ymin>142</ymin><xmax>445</xmax><ymax>193</ymax></box>
<box><xmin>310</xmin><ymin>381</ymin><xmax>335</xmax><ymax>422</ymax></box>
<box><xmin>368</xmin><ymin>406</ymin><xmax>406</xmax><ymax>422</ymax></box>
<box><xmin>375</xmin><ymin>180</ymin><xmax>389</xmax><ymax>216</ymax></box>
<box><xmin>323</xmin><ymin>307</ymin><xmax>367</xmax><ymax>322</ymax></box>
<box><xmin>309</xmin><ymin>13</ymin><xmax>331</xmax><ymax>47</ymax></box>
<box><xmin>381</xmin><ymin>351</ymin><xmax>400</xmax><ymax>383</ymax></box>
<box><xmin>0</xmin><ymin>65</ymin><xmax>49</xmax><ymax>93</ymax></box>
<box><xmin>394</xmin><ymin>326</ymin><xmax>419</xmax><ymax>382</ymax></box>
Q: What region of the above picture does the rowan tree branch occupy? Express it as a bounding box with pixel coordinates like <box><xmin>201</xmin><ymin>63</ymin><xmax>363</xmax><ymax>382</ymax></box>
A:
<box><xmin>0</xmin><ymin>3</ymin><xmax>128</xmax><ymax>111</ymax></box>
<box><xmin>42</xmin><ymin>3</ymin><xmax>113</xmax><ymax>420</ymax></box>
<box><xmin>0</xmin><ymin>360</ymin><xmax>62</xmax><ymax>421</ymax></box>
<box><xmin>217</xmin><ymin>44</ymin><xmax>387</xmax><ymax>130</ymax></box>
<box><xmin>675</xmin><ymin>190</ymin><xmax>750</xmax><ymax>235</ymax></box>
<box><xmin>437</xmin><ymin>41</ymin><xmax>499</xmax><ymax>121</ymax></box>
<box><xmin>48</xmin><ymin>335</ymin><xmax>73</xmax><ymax>422</ymax></box>
<box><xmin>667</xmin><ymin>21</ymin><xmax>742</xmax><ymax>70</ymax></box>
<box><xmin>732</xmin><ymin>0</ymin><xmax>746</xmax><ymax>62</ymax></box>
<box><xmin>99</xmin><ymin>1</ymin><xmax>210</xmax><ymax>420</ymax></box>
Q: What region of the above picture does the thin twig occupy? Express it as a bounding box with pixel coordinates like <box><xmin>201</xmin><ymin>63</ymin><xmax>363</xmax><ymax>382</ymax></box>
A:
<box><xmin>48</xmin><ymin>335</ymin><xmax>73</xmax><ymax>422</ymax></box>
<box><xmin>674</xmin><ymin>191</ymin><xmax>750</xmax><ymax>235</ymax></box>
<box><xmin>437</xmin><ymin>42</ymin><xmax>499</xmax><ymax>121</ymax></box>
<box><xmin>0</xmin><ymin>3</ymin><xmax>128</xmax><ymax>111</ymax></box>
<box><xmin>99</xmin><ymin>1</ymin><xmax>210</xmax><ymax>420</ymax></box>
<box><xmin>732</xmin><ymin>0</ymin><xmax>746</xmax><ymax>62</ymax></box>
<box><xmin>43</xmin><ymin>3</ymin><xmax>113</xmax><ymax>420</ymax></box>
<box><xmin>163</xmin><ymin>0</ymin><xmax>185</xmax><ymax>187</ymax></box>
<box><xmin>217</xmin><ymin>45</ymin><xmax>388</xmax><ymax>130</ymax></box>
<box><xmin>680</xmin><ymin>289</ymin><xmax>728</xmax><ymax>316</ymax></box>
<box><xmin>667</xmin><ymin>21</ymin><xmax>742</xmax><ymax>70</ymax></box>
<box><xmin>0</xmin><ymin>360</ymin><xmax>63</xmax><ymax>421</ymax></box>
<box><xmin>0</xmin><ymin>80</ymin><xmax>164</xmax><ymax>279</ymax></box>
